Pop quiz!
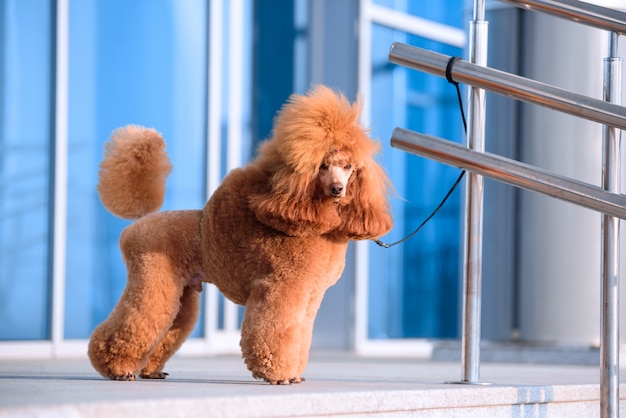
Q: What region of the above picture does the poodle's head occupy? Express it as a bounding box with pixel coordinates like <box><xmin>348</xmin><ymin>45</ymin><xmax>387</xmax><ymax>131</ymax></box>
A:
<box><xmin>249</xmin><ymin>85</ymin><xmax>393</xmax><ymax>239</ymax></box>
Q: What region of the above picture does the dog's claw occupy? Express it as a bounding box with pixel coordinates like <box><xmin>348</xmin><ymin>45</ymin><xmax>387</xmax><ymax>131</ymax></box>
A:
<box><xmin>140</xmin><ymin>372</ymin><xmax>169</xmax><ymax>379</ymax></box>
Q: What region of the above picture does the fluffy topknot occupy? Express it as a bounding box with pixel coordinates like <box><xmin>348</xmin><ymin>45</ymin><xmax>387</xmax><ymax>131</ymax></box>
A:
<box><xmin>258</xmin><ymin>85</ymin><xmax>380</xmax><ymax>174</ymax></box>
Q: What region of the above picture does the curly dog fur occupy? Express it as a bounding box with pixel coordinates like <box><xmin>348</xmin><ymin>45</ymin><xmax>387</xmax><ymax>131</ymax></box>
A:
<box><xmin>88</xmin><ymin>85</ymin><xmax>393</xmax><ymax>384</ymax></box>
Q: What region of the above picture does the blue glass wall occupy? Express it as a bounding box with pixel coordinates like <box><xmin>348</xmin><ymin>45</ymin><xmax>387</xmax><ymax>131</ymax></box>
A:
<box><xmin>64</xmin><ymin>0</ymin><xmax>208</xmax><ymax>338</ymax></box>
<box><xmin>0</xmin><ymin>0</ymin><xmax>466</xmax><ymax>343</ymax></box>
<box><xmin>0</xmin><ymin>0</ymin><xmax>53</xmax><ymax>340</ymax></box>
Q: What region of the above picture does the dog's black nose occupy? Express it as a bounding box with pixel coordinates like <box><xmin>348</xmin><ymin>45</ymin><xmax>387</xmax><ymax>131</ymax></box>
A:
<box><xmin>330</xmin><ymin>184</ymin><xmax>343</xmax><ymax>196</ymax></box>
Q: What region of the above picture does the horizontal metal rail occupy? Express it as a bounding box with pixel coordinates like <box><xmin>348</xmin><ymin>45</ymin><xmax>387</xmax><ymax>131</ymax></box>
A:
<box><xmin>499</xmin><ymin>0</ymin><xmax>626</xmax><ymax>34</ymax></box>
<box><xmin>389</xmin><ymin>43</ymin><xmax>626</xmax><ymax>130</ymax></box>
<box><xmin>391</xmin><ymin>127</ymin><xmax>626</xmax><ymax>220</ymax></box>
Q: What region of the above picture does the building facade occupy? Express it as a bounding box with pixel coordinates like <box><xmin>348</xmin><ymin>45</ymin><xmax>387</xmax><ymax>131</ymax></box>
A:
<box><xmin>1</xmin><ymin>0</ymin><xmax>624</xmax><ymax>359</ymax></box>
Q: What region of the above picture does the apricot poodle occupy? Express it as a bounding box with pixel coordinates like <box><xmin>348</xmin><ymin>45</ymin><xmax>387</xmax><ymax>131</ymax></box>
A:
<box><xmin>88</xmin><ymin>85</ymin><xmax>393</xmax><ymax>384</ymax></box>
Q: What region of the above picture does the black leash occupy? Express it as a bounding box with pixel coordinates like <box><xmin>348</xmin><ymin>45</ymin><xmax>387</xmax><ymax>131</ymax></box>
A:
<box><xmin>373</xmin><ymin>56</ymin><xmax>467</xmax><ymax>249</ymax></box>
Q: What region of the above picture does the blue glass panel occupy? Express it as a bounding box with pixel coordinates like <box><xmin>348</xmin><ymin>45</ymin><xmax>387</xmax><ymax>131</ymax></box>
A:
<box><xmin>0</xmin><ymin>0</ymin><xmax>53</xmax><ymax>340</ymax></box>
<box><xmin>374</xmin><ymin>0</ymin><xmax>464</xmax><ymax>27</ymax></box>
<box><xmin>252</xmin><ymin>0</ymin><xmax>295</xmax><ymax>148</ymax></box>
<box><xmin>368</xmin><ymin>17</ymin><xmax>464</xmax><ymax>338</ymax></box>
<box><xmin>65</xmin><ymin>0</ymin><xmax>207</xmax><ymax>339</ymax></box>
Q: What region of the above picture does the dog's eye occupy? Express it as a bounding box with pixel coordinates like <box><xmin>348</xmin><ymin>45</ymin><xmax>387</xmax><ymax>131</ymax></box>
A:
<box><xmin>320</xmin><ymin>163</ymin><xmax>329</xmax><ymax>170</ymax></box>
<box><xmin>344</xmin><ymin>164</ymin><xmax>352</xmax><ymax>170</ymax></box>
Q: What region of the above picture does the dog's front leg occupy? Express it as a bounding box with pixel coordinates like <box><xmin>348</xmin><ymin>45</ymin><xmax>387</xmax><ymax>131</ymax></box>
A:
<box><xmin>239</xmin><ymin>278</ymin><xmax>326</xmax><ymax>385</ymax></box>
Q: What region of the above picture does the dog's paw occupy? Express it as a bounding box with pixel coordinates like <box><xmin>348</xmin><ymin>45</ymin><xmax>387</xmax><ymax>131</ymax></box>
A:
<box><xmin>113</xmin><ymin>372</ymin><xmax>136</xmax><ymax>381</ymax></box>
<box><xmin>140</xmin><ymin>372</ymin><xmax>169</xmax><ymax>379</ymax></box>
<box><xmin>268</xmin><ymin>376</ymin><xmax>306</xmax><ymax>385</ymax></box>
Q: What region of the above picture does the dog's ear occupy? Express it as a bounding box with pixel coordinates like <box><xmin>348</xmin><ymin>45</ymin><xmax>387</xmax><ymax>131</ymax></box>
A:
<box><xmin>335</xmin><ymin>157</ymin><xmax>393</xmax><ymax>240</ymax></box>
<box><xmin>248</xmin><ymin>166</ymin><xmax>342</xmax><ymax>237</ymax></box>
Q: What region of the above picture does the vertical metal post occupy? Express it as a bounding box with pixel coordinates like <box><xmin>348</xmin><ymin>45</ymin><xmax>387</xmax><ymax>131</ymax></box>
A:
<box><xmin>601</xmin><ymin>32</ymin><xmax>622</xmax><ymax>418</ymax></box>
<box><xmin>461</xmin><ymin>0</ymin><xmax>488</xmax><ymax>383</ymax></box>
<box><xmin>51</xmin><ymin>0</ymin><xmax>69</xmax><ymax>357</ymax></box>
<box><xmin>205</xmin><ymin>0</ymin><xmax>223</xmax><ymax>348</ymax></box>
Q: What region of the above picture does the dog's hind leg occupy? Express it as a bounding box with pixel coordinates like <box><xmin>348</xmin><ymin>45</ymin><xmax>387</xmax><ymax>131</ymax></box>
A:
<box><xmin>88</xmin><ymin>252</ymin><xmax>185</xmax><ymax>381</ymax></box>
<box><xmin>140</xmin><ymin>285</ymin><xmax>201</xmax><ymax>379</ymax></box>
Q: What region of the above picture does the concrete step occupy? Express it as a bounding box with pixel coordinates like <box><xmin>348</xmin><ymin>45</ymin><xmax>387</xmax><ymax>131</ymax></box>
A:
<box><xmin>0</xmin><ymin>354</ymin><xmax>623</xmax><ymax>417</ymax></box>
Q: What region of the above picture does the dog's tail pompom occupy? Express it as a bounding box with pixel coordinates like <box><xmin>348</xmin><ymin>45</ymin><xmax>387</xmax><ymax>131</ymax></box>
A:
<box><xmin>97</xmin><ymin>125</ymin><xmax>172</xmax><ymax>219</ymax></box>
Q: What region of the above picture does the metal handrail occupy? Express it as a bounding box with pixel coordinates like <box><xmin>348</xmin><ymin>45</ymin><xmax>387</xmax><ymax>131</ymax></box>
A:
<box><xmin>389</xmin><ymin>43</ymin><xmax>626</xmax><ymax>130</ymax></box>
<box><xmin>391</xmin><ymin>128</ymin><xmax>626</xmax><ymax>220</ymax></box>
<box><xmin>499</xmin><ymin>0</ymin><xmax>626</xmax><ymax>34</ymax></box>
<box><xmin>389</xmin><ymin>0</ymin><xmax>624</xmax><ymax>414</ymax></box>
